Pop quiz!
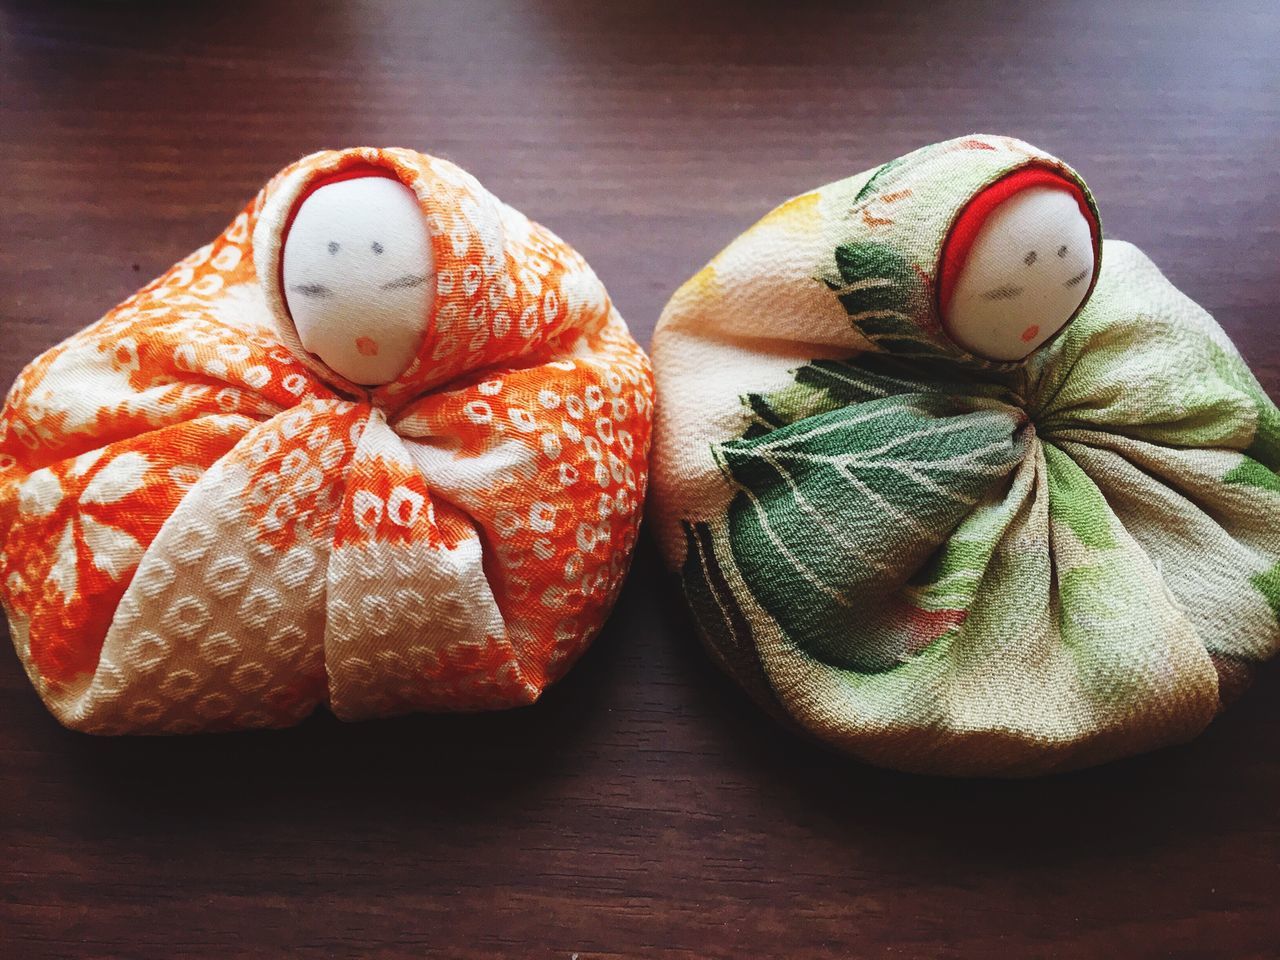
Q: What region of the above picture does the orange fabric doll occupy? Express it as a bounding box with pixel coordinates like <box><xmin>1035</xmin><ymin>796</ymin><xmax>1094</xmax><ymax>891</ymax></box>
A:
<box><xmin>0</xmin><ymin>147</ymin><xmax>653</xmax><ymax>734</ymax></box>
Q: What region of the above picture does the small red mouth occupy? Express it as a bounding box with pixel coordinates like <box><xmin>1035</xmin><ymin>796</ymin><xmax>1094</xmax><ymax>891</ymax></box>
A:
<box><xmin>1020</xmin><ymin>324</ymin><xmax>1040</xmax><ymax>343</ymax></box>
<box><xmin>355</xmin><ymin>336</ymin><xmax>380</xmax><ymax>357</ymax></box>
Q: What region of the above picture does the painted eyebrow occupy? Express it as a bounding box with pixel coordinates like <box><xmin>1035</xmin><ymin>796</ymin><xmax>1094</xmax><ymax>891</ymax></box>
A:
<box><xmin>381</xmin><ymin>273</ymin><xmax>430</xmax><ymax>290</ymax></box>
<box><xmin>1063</xmin><ymin>267</ymin><xmax>1090</xmax><ymax>288</ymax></box>
<box><xmin>982</xmin><ymin>284</ymin><xmax>1025</xmax><ymax>301</ymax></box>
<box><xmin>290</xmin><ymin>283</ymin><xmax>332</xmax><ymax>298</ymax></box>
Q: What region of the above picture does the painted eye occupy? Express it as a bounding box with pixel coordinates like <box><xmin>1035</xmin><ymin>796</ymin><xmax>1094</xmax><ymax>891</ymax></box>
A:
<box><xmin>291</xmin><ymin>283</ymin><xmax>332</xmax><ymax>298</ymax></box>
<box><xmin>327</xmin><ymin>241</ymin><xmax>340</xmax><ymax>255</ymax></box>
<box><xmin>371</xmin><ymin>241</ymin><xmax>384</xmax><ymax>255</ymax></box>
<box><xmin>1023</xmin><ymin>251</ymin><xmax>1037</xmax><ymax>266</ymax></box>
<box><xmin>381</xmin><ymin>273</ymin><xmax>428</xmax><ymax>290</ymax></box>
<box><xmin>1057</xmin><ymin>244</ymin><xmax>1068</xmax><ymax>258</ymax></box>
<box><xmin>981</xmin><ymin>283</ymin><xmax>1025</xmax><ymax>301</ymax></box>
<box><xmin>1063</xmin><ymin>267</ymin><xmax>1090</xmax><ymax>288</ymax></box>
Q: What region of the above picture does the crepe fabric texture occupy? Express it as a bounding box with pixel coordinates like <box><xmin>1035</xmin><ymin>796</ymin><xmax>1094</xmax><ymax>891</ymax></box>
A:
<box><xmin>650</xmin><ymin>134</ymin><xmax>1280</xmax><ymax>776</ymax></box>
<box><xmin>0</xmin><ymin>147</ymin><xmax>654</xmax><ymax>734</ymax></box>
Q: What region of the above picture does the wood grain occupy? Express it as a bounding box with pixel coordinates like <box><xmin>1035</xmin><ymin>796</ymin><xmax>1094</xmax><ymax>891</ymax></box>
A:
<box><xmin>1</xmin><ymin>1</ymin><xmax>1277</xmax><ymax>957</ymax></box>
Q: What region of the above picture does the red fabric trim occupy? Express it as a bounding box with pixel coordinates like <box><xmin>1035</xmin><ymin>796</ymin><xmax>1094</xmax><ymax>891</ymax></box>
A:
<box><xmin>937</xmin><ymin>164</ymin><xmax>1097</xmax><ymax>312</ymax></box>
<box><xmin>280</xmin><ymin>164</ymin><xmax>402</xmax><ymax>249</ymax></box>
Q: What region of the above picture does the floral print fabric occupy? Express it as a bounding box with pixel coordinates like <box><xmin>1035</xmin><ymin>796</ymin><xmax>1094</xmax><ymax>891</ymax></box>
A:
<box><xmin>650</xmin><ymin>135</ymin><xmax>1279</xmax><ymax>776</ymax></box>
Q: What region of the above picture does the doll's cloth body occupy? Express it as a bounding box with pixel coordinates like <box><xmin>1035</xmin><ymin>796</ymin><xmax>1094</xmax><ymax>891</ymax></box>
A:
<box><xmin>651</xmin><ymin>135</ymin><xmax>1279</xmax><ymax>776</ymax></box>
<box><xmin>0</xmin><ymin>147</ymin><xmax>654</xmax><ymax>734</ymax></box>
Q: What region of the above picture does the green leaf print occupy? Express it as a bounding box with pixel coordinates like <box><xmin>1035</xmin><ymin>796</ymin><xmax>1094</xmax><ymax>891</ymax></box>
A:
<box><xmin>905</xmin><ymin>491</ymin><xmax>1022</xmax><ymax>616</ymax></box>
<box><xmin>743</xmin><ymin>355</ymin><xmax>1013</xmax><ymax>439</ymax></box>
<box><xmin>680</xmin><ymin>519</ymin><xmax>751</xmax><ymax>655</ymax></box>
<box><xmin>826</xmin><ymin>241</ymin><xmax>941</xmax><ymax>357</ymax></box>
<box><xmin>718</xmin><ymin>393</ymin><xmax>1026</xmax><ymax>671</ymax></box>
<box><xmin>1251</xmin><ymin>563</ymin><xmax>1280</xmax><ymax>622</ymax></box>
<box><xmin>1033</xmin><ymin>283</ymin><xmax>1280</xmax><ymax>466</ymax></box>
<box><xmin>1224</xmin><ymin>457</ymin><xmax>1280</xmax><ymax>494</ymax></box>
<box><xmin>1213</xmin><ymin>347</ymin><xmax>1280</xmax><ymax>470</ymax></box>
<box><xmin>850</xmin><ymin>156</ymin><xmax>910</xmax><ymax>205</ymax></box>
<box><xmin>679</xmin><ymin>519</ymin><xmax>783</xmax><ymax>710</ymax></box>
<box><xmin>1043</xmin><ymin>444</ymin><xmax>1117</xmax><ymax>550</ymax></box>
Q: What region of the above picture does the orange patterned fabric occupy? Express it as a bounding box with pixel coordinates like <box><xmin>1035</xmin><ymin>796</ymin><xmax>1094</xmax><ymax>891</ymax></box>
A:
<box><xmin>0</xmin><ymin>147</ymin><xmax>653</xmax><ymax>733</ymax></box>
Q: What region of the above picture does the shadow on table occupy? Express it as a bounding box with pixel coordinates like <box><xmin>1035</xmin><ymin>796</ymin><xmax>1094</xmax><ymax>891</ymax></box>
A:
<box><xmin>38</xmin><ymin>565</ymin><xmax>636</xmax><ymax>832</ymax></box>
<box><xmin>13</xmin><ymin>531</ymin><xmax>1277</xmax><ymax>873</ymax></box>
<box><xmin>660</xmin><ymin>575</ymin><xmax>1280</xmax><ymax>872</ymax></box>
<box><xmin>47</xmin><ymin>644</ymin><xmax>612</xmax><ymax>818</ymax></box>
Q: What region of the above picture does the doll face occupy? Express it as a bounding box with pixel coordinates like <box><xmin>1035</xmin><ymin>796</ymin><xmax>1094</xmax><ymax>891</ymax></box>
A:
<box><xmin>943</xmin><ymin>186</ymin><xmax>1095</xmax><ymax>362</ymax></box>
<box><xmin>282</xmin><ymin>176</ymin><xmax>435</xmax><ymax>385</ymax></box>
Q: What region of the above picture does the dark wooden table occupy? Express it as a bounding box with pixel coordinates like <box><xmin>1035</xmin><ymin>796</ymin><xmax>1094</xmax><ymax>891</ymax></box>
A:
<box><xmin>2</xmin><ymin>2</ymin><xmax>1278</xmax><ymax>957</ymax></box>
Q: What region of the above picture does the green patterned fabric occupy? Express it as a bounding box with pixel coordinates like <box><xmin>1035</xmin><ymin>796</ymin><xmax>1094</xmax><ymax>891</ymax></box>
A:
<box><xmin>651</xmin><ymin>135</ymin><xmax>1279</xmax><ymax>776</ymax></box>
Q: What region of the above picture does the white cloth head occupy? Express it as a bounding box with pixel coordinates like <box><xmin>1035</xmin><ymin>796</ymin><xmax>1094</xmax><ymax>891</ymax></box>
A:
<box><xmin>944</xmin><ymin>186</ymin><xmax>1094</xmax><ymax>361</ymax></box>
<box><xmin>281</xmin><ymin>176</ymin><xmax>435</xmax><ymax>385</ymax></box>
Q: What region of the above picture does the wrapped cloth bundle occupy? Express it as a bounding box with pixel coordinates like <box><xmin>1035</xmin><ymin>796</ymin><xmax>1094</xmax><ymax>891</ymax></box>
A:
<box><xmin>651</xmin><ymin>134</ymin><xmax>1279</xmax><ymax>776</ymax></box>
<box><xmin>1</xmin><ymin>147</ymin><xmax>653</xmax><ymax>733</ymax></box>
